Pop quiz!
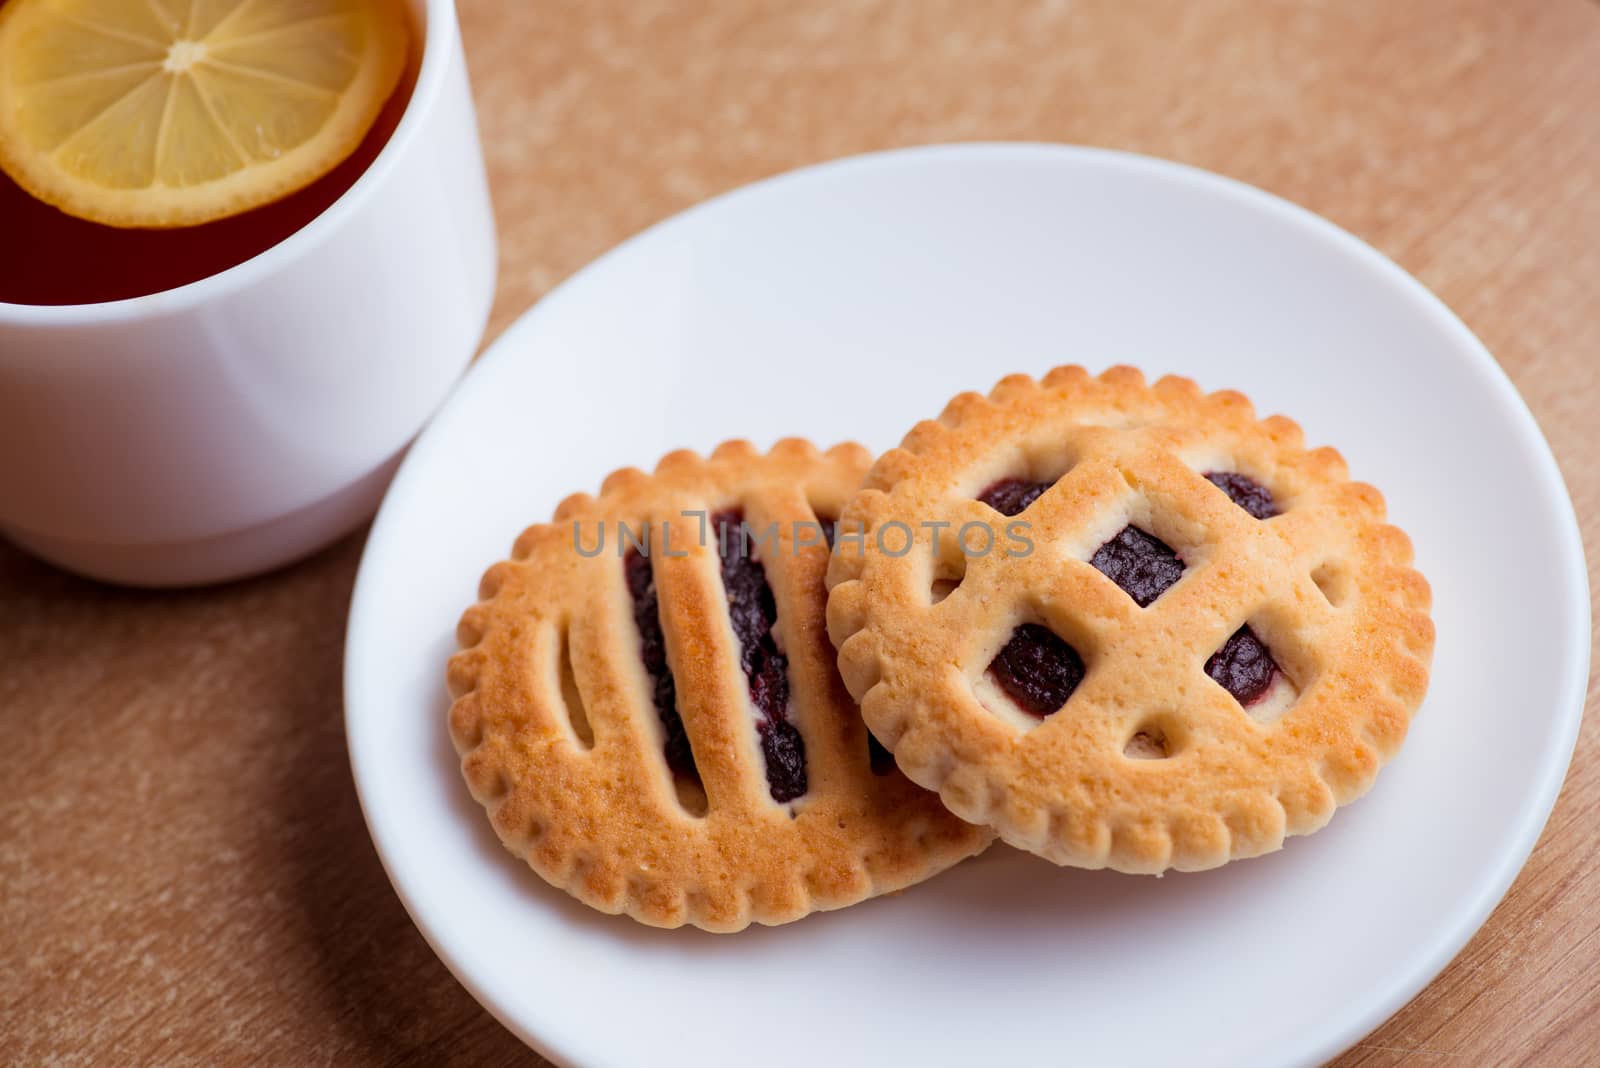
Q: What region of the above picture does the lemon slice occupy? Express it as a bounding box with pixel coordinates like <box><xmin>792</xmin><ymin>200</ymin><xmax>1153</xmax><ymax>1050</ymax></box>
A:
<box><xmin>0</xmin><ymin>0</ymin><xmax>409</xmax><ymax>228</ymax></box>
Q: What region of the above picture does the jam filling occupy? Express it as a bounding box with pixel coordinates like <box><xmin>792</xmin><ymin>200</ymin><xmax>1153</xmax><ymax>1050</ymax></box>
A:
<box><xmin>987</xmin><ymin>623</ymin><xmax>1086</xmax><ymax>718</ymax></box>
<box><xmin>714</xmin><ymin>511</ymin><xmax>808</xmax><ymax>803</ymax></box>
<box><xmin>1205</xmin><ymin>472</ymin><xmax>1278</xmax><ymax>520</ymax></box>
<box><xmin>978</xmin><ymin>477</ymin><xmax>1053</xmax><ymax>516</ymax></box>
<box><xmin>624</xmin><ymin>548</ymin><xmax>697</xmax><ymax>782</ymax></box>
<box><xmin>1091</xmin><ymin>526</ymin><xmax>1185</xmax><ymax>607</ymax></box>
<box><xmin>1205</xmin><ymin>625</ymin><xmax>1279</xmax><ymax>706</ymax></box>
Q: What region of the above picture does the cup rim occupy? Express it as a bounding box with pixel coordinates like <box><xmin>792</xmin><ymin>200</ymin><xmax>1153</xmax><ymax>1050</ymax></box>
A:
<box><xmin>0</xmin><ymin>0</ymin><xmax>457</xmax><ymax>327</ymax></box>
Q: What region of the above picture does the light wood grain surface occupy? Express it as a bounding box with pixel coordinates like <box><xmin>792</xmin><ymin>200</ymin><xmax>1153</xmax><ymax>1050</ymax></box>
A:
<box><xmin>4</xmin><ymin>1</ymin><xmax>1597</xmax><ymax>1064</ymax></box>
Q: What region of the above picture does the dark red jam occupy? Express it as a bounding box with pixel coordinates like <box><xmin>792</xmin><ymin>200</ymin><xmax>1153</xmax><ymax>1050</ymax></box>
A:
<box><xmin>987</xmin><ymin>624</ymin><xmax>1086</xmax><ymax>717</ymax></box>
<box><xmin>1205</xmin><ymin>625</ymin><xmax>1279</xmax><ymax>706</ymax></box>
<box><xmin>1205</xmin><ymin>472</ymin><xmax>1278</xmax><ymax>520</ymax></box>
<box><xmin>978</xmin><ymin>478</ymin><xmax>1053</xmax><ymax>517</ymax></box>
<box><xmin>1090</xmin><ymin>526</ymin><xmax>1185</xmax><ymax>607</ymax></box>
<box><xmin>624</xmin><ymin>549</ymin><xmax>697</xmax><ymax>781</ymax></box>
<box><xmin>714</xmin><ymin>511</ymin><xmax>807</xmax><ymax>803</ymax></box>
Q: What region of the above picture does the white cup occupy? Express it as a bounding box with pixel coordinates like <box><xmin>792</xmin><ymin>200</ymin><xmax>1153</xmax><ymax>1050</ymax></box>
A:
<box><xmin>0</xmin><ymin>0</ymin><xmax>496</xmax><ymax>587</ymax></box>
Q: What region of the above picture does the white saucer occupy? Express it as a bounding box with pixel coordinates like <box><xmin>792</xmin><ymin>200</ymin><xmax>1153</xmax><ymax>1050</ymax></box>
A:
<box><xmin>345</xmin><ymin>144</ymin><xmax>1588</xmax><ymax>1068</ymax></box>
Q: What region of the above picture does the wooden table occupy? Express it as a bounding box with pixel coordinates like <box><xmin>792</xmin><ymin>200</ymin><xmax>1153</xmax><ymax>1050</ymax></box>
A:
<box><xmin>4</xmin><ymin>1</ymin><xmax>1597</xmax><ymax>1063</ymax></box>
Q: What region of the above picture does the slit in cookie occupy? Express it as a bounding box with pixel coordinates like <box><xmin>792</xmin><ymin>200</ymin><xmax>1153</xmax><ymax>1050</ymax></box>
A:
<box><xmin>1122</xmin><ymin>714</ymin><xmax>1184</xmax><ymax>760</ymax></box>
<box><xmin>624</xmin><ymin>546</ymin><xmax>708</xmax><ymax>815</ymax></box>
<box><xmin>555</xmin><ymin>620</ymin><xmax>594</xmax><ymax>748</ymax></box>
<box><xmin>1310</xmin><ymin>561</ymin><xmax>1350</xmax><ymax>606</ymax></box>
<box><xmin>928</xmin><ymin>536</ymin><xmax>968</xmax><ymax>605</ymax></box>
<box><xmin>713</xmin><ymin>510</ymin><xmax>808</xmax><ymax>804</ymax></box>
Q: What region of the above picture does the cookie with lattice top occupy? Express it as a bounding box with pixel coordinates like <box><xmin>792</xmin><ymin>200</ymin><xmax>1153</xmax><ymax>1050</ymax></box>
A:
<box><xmin>825</xmin><ymin>366</ymin><xmax>1433</xmax><ymax>873</ymax></box>
<box><xmin>448</xmin><ymin>439</ymin><xmax>990</xmax><ymax>931</ymax></box>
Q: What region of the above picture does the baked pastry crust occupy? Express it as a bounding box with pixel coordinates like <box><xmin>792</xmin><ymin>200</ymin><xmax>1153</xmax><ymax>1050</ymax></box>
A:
<box><xmin>448</xmin><ymin>439</ymin><xmax>990</xmax><ymax>932</ymax></box>
<box><xmin>825</xmin><ymin>366</ymin><xmax>1434</xmax><ymax>873</ymax></box>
